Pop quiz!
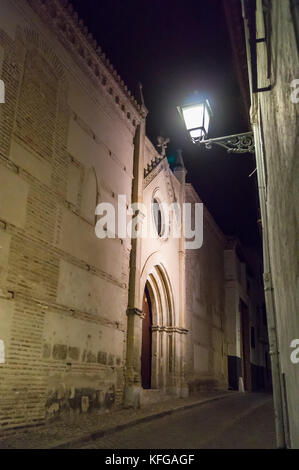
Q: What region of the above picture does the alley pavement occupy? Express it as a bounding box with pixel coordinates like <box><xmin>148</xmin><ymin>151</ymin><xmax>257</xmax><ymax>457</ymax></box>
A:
<box><xmin>0</xmin><ymin>390</ymin><xmax>233</xmax><ymax>449</ymax></box>
<box><xmin>0</xmin><ymin>391</ymin><xmax>275</xmax><ymax>449</ymax></box>
<box><xmin>78</xmin><ymin>392</ymin><xmax>275</xmax><ymax>449</ymax></box>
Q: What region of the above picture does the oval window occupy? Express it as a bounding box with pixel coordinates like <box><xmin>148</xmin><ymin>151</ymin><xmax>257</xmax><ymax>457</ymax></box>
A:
<box><xmin>153</xmin><ymin>198</ymin><xmax>163</xmax><ymax>236</ymax></box>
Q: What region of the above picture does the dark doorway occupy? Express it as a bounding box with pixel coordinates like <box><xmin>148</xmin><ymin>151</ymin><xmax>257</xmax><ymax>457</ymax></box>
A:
<box><xmin>240</xmin><ymin>300</ymin><xmax>252</xmax><ymax>391</ymax></box>
<box><xmin>141</xmin><ymin>286</ymin><xmax>152</xmax><ymax>389</ymax></box>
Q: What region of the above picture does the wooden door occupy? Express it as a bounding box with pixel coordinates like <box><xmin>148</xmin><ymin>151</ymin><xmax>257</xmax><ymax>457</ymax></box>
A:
<box><xmin>141</xmin><ymin>288</ymin><xmax>152</xmax><ymax>389</ymax></box>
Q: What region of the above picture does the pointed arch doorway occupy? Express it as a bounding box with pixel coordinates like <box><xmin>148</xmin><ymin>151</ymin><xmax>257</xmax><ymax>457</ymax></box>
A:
<box><xmin>141</xmin><ymin>285</ymin><xmax>152</xmax><ymax>389</ymax></box>
<box><xmin>140</xmin><ymin>263</ymin><xmax>179</xmax><ymax>394</ymax></box>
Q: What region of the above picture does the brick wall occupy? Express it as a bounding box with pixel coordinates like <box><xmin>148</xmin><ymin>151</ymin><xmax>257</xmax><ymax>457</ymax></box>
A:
<box><xmin>0</xmin><ymin>0</ymin><xmax>139</xmax><ymax>431</ymax></box>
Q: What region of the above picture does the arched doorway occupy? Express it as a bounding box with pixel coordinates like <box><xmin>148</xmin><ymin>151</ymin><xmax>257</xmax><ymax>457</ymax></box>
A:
<box><xmin>140</xmin><ymin>264</ymin><xmax>176</xmax><ymax>391</ymax></box>
<box><xmin>141</xmin><ymin>285</ymin><xmax>152</xmax><ymax>389</ymax></box>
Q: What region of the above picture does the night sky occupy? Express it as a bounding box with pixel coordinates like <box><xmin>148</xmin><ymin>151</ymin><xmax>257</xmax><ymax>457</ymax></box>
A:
<box><xmin>71</xmin><ymin>0</ymin><xmax>261</xmax><ymax>250</ymax></box>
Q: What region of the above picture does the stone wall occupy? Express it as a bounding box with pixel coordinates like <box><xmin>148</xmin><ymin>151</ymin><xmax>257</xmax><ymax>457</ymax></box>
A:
<box><xmin>184</xmin><ymin>184</ymin><xmax>228</xmax><ymax>392</ymax></box>
<box><xmin>224</xmin><ymin>241</ymin><xmax>271</xmax><ymax>392</ymax></box>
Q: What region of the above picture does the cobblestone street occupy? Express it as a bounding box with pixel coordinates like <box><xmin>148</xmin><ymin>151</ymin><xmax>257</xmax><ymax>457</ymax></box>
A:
<box><xmin>77</xmin><ymin>393</ymin><xmax>275</xmax><ymax>449</ymax></box>
<box><xmin>0</xmin><ymin>391</ymin><xmax>231</xmax><ymax>449</ymax></box>
<box><xmin>0</xmin><ymin>392</ymin><xmax>276</xmax><ymax>449</ymax></box>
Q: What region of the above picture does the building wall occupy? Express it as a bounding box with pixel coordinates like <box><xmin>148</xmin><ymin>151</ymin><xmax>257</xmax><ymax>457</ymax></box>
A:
<box><xmin>247</xmin><ymin>270</ymin><xmax>272</xmax><ymax>392</ymax></box>
<box><xmin>224</xmin><ymin>241</ymin><xmax>271</xmax><ymax>391</ymax></box>
<box><xmin>184</xmin><ymin>184</ymin><xmax>228</xmax><ymax>392</ymax></box>
<box><xmin>254</xmin><ymin>0</ymin><xmax>299</xmax><ymax>447</ymax></box>
<box><xmin>0</xmin><ymin>0</ymin><xmax>142</xmax><ymax>430</ymax></box>
<box><xmin>224</xmin><ymin>247</ymin><xmax>244</xmax><ymax>389</ymax></box>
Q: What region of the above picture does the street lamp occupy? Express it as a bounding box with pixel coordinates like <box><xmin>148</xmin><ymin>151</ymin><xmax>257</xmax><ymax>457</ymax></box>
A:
<box><xmin>177</xmin><ymin>99</ymin><xmax>212</xmax><ymax>143</ymax></box>
<box><xmin>178</xmin><ymin>98</ymin><xmax>255</xmax><ymax>154</ymax></box>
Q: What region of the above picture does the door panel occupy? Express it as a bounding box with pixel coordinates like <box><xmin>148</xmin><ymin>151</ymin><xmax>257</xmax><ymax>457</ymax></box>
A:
<box><xmin>141</xmin><ymin>288</ymin><xmax>152</xmax><ymax>389</ymax></box>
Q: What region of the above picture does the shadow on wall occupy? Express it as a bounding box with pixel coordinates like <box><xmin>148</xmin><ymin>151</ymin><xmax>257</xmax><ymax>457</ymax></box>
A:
<box><xmin>188</xmin><ymin>377</ymin><xmax>226</xmax><ymax>393</ymax></box>
<box><xmin>43</xmin><ymin>342</ymin><xmax>122</xmax><ymax>420</ymax></box>
<box><xmin>45</xmin><ymin>384</ymin><xmax>116</xmax><ymax>420</ymax></box>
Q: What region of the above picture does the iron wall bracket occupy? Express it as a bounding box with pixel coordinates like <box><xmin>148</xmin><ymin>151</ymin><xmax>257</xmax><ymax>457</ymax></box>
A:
<box><xmin>199</xmin><ymin>131</ymin><xmax>255</xmax><ymax>154</ymax></box>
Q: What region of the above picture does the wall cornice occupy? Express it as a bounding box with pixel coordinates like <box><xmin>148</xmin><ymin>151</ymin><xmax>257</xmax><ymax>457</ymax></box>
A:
<box><xmin>143</xmin><ymin>157</ymin><xmax>166</xmax><ymax>188</ymax></box>
<box><xmin>26</xmin><ymin>0</ymin><xmax>146</xmax><ymax>123</ymax></box>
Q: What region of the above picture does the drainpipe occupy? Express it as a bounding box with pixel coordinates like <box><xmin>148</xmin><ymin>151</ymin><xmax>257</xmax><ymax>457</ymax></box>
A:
<box><xmin>241</xmin><ymin>0</ymin><xmax>286</xmax><ymax>448</ymax></box>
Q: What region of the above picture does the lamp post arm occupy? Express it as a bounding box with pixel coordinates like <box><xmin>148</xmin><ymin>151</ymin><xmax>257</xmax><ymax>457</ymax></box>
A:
<box><xmin>199</xmin><ymin>131</ymin><xmax>255</xmax><ymax>154</ymax></box>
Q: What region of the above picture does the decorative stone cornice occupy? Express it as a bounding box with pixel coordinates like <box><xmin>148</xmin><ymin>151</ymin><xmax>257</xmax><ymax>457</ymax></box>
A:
<box><xmin>143</xmin><ymin>157</ymin><xmax>166</xmax><ymax>187</ymax></box>
<box><xmin>27</xmin><ymin>0</ymin><xmax>146</xmax><ymax>122</ymax></box>
<box><xmin>144</xmin><ymin>154</ymin><xmax>165</xmax><ymax>178</ymax></box>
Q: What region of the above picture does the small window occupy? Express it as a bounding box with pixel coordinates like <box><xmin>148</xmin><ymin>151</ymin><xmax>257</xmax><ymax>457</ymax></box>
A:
<box><xmin>153</xmin><ymin>198</ymin><xmax>163</xmax><ymax>236</ymax></box>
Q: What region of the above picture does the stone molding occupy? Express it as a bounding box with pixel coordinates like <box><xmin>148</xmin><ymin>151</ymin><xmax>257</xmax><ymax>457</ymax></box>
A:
<box><xmin>144</xmin><ymin>154</ymin><xmax>165</xmax><ymax>179</ymax></box>
<box><xmin>143</xmin><ymin>158</ymin><xmax>166</xmax><ymax>188</ymax></box>
<box><xmin>152</xmin><ymin>325</ymin><xmax>188</xmax><ymax>335</ymax></box>
<box><xmin>126</xmin><ymin>307</ymin><xmax>145</xmax><ymax>319</ymax></box>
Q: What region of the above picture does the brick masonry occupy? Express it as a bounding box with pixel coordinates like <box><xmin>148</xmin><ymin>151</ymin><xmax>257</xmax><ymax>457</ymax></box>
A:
<box><xmin>0</xmin><ymin>0</ymin><xmax>139</xmax><ymax>431</ymax></box>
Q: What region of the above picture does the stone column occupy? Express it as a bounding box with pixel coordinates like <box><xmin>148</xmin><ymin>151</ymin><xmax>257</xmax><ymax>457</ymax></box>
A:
<box><xmin>124</xmin><ymin>307</ymin><xmax>144</xmax><ymax>408</ymax></box>
<box><xmin>174</xmin><ymin>150</ymin><xmax>189</xmax><ymax>397</ymax></box>
<box><xmin>124</xmin><ymin>97</ymin><xmax>148</xmax><ymax>408</ymax></box>
<box><xmin>178</xmin><ymin>328</ymin><xmax>189</xmax><ymax>398</ymax></box>
<box><xmin>151</xmin><ymin>326</ymin><xmax>160</xmax><ymax>389</ymax></box>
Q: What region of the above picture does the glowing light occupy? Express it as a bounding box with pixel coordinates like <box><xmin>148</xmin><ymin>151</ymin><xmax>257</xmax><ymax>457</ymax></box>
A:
<box><xmin>182</xmin><ymin>104</ymin><xmax>204</xmax><ymax>131</ymax></box>
<box><xmin>178</xmin><ymin>99</ymin><xmax>212</xmax><ymax>143</ymax></box>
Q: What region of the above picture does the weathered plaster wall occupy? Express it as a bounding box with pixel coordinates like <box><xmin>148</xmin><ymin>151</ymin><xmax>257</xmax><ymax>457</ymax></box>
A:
<box><xmin>255</xmin><ymin>0</ymin><xmax>299</xmax><ymax>447</ymax></box>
